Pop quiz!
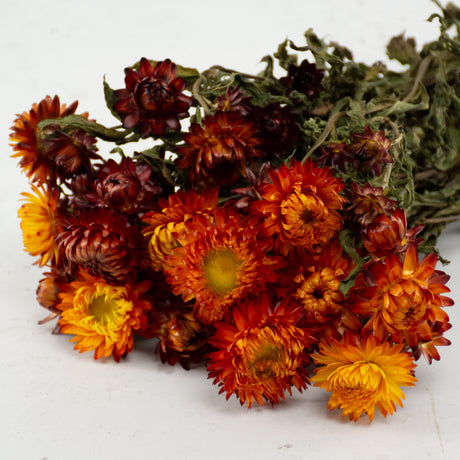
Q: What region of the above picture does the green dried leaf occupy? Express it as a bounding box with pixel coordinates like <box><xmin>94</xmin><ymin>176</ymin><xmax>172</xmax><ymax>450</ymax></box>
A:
<box><xmin>103</xmin><ymin>77</ymin><xmax>123</xmax><ymax>122</ymax></box>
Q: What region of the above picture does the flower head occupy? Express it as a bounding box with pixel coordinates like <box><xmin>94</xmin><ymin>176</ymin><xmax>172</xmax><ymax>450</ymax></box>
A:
<box><xmin>74</xmin><ymin>157</ymin><xmax>166</xmax><ymax>214</ymax></box>
<box><xmin>294</xmin><ymin>241</ymin><xmax>353</xmax><ymax>323</ymax></box>
<box><xmin>59</xmin><ymin>209</ymin><xmax>147</xmax><ymax>281</ymax></box>
<box><xmin>280</xmin><ymin>59</ymin><xmax>324</xmax><ymax>98</ymax></box>
<box><xmin>39</xmin><ymin>127</ymin><xmax>100</xmax><ymax>180</ymax></box>
<box><xmin>317</xmin><ymin>142</ymin><xmax>352</xmax><ymax>173</ymax></box>
<box><xmin>215</xmin><ymin>86</ymin><xmax>252</xmax><ymax>116</ymax></box>
<box><xmin>10</xmin><ymin>95</ymin><xmax>86</xmax><ymax>184</ymax></box>
<box><xmin>140</xmin><ymin>284</ymin><xmax>214</xmax><ymax>369</ymax></box>
<box><xmin>114</xmin><ymin>58</ymin><xmax>192</xmax><ymax>138</ymax></box>
<box><xmin>18</xmin><ymin>184</ymin><xmax>63</xmax><ymax>267</ymax></box>
<box><xmin>252</xmin><ymin>102</ymin><xmax>299</xmax><ymax>156</ymax></box>
<box><xmin>142</xmin><ymin>188</ymin><xmax>219</xmax><ymax>270</ymax></box>
<box><xmin>351</xmin><ymin>246</ymin><xmax>453</xmax><ymax>348</ymax></box>
<box><xmin>164</xmin><ymin>209</ymin><xmax>284</xmax><ymax>324</ymax></box>
<box><xmin>176</xmin><ymin>111</ymin><xmax>261</xmax><ymax>186</ymax></box>
<box><xmin>345</xmin><ymin>182</ymin><xmax>397</xmax><ymax>226</ymax></box>
<box><xmin>207</xmin><ymin>294</ymin><xmax>311</xmax><ymax>407</ymax></box>
<box><xmin>311</xmin><ymin>332</ymin><xmax>417</xmax><ymax>421</ymax></box>
<box><xmin>361</xmin><ymin>208</ymin><xmax>424</xmax><ymax>258</ymax></box>
<box><xmin>347</xmin><ymin>126</ymin><xmax>393</xmax><ymax>176</ymax></box>
<box><xmin>57</xmin><ymin>270</ymin><xmax>151</xmax><ymax>361</ymax></box>
<box><xmin>251</xmin><ymin>159</ymin><xmax>346</xmax><ymax>254</ymax></box>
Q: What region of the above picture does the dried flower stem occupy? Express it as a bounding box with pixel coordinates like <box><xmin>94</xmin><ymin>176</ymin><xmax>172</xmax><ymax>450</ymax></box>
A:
<box><xmin>208</xmin><ymin>65</ymin><xmax>264</xmax><ymax>81</ymax></box>
<box><xmin>423</xmin><ymin>214</ymin><xmax>460</xmax><ymax>224</ymax></box>
<box><xmin>192</xmin><ymin>76</ymin><xmax>211</xmax><ymax>114</ymax></box>
<box><xmin>301</xmin><ymin>111</ymin><xmax>345</xmax><ymax>163</ymax></box>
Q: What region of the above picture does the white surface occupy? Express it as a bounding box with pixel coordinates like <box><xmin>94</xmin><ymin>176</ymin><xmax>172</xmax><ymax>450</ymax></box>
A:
<box><xmin>1</xmin><ymin>1</ymin><xmax>459</xmax><ymax>459</ymax></box>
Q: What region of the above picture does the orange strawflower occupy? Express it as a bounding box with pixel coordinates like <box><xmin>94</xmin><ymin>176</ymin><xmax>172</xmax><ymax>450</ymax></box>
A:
<box><xmin>294</xmin><ymin>241</ymin><xmax>353</xmax><ymax>323</ymax></box>
<box><xmin>176</xmin><ymin>111</ymin><xmax>261</xmax><ymax>185</ymax></box>
<box><xmin>207</xmin><ymin>294</ymin><xmax>311</xmax><ymax>407</ymax></box>
<box><xmin>351</xmin><ymin>246</ymin><xmax>453</xmax><ymax>350</ymax></box>
<box><xmin>251</xmin><ymin>159</ymin><xmax>346</xmax><ymax>254</ymax></box>
<box><xmin>164</xmin><ymin>209</ymin><xmax>284</xmax><ymax>324</ymax></box>
<box><xmin>57</xmin><ymin>270</ymin><xmax>151</xmax><ymax>361</ymax></box>
<box><xmin>142</xmin><ymin>188</ymin><xmax>219</xmax><ymax>270</ymax></box>
<box><xmin>311</xmin><ymin>332</ymin><xmax>417</xmax><ymax>421</ymax></box>
<box><xmin>10</xmin><ymin>95</ymin><xmax>97</xmax><ymax>184</ymax></box>
<box><xmin>18</xmin><ymin>184</ymin><xmax>62</xmax><ymax>267</ymax></box>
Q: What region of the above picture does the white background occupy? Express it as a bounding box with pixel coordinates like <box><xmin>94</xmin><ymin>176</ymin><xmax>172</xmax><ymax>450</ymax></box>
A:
<box><xmin>1</xmin><ymin>0</ymin><xmax>460</xmax><ymax>459</ymax></box>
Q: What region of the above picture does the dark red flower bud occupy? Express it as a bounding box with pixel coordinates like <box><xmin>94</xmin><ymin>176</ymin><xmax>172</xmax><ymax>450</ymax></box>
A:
<box><xmin>280</xmin><ymin>59</ymin><xmax>324</xmax><ymax>98</ymax></box>
<box><xmin>114</xmin><ymin>58</ymin><xmax>193</xmax><ymax>138</ymax></box>
<box><xmin>361</xmin><ymin>208</ymin><xmax>424</xmax><ymax>258</ymax></box>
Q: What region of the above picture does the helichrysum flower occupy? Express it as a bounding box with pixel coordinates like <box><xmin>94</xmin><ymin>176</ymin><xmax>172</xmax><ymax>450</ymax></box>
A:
<box><xmin>317</xmin><ymin>142</ymin><xmax>352</xmax><ymax>173</ymax></box>
<box><xmin>114</xmin><ymin>58</ymin><xmax>192</xmax><ymax>138</ymax></box>
<box><xmin>18</xmin><ymin>184</ymin><xmax>63</xmax><ymax>267</ymax></box>
<box><xmin>142</xmin><ymin>188</ymin><xmax>219</xmax><ymax>270</ymax></box>
<box><xmin>361</xmin><ymin>207</ymin><xmax>423</xmax><ymax>258</ymax></box>
<box><xmin>251</xmin><ymin>102</ymin><xmax>299</xmax><ymax>156</ymax></box>
<box><xmin>279</xmin><ymin>59</ymin><xmax>324</xmax><ymax>98</ymax></box>
<box><xmin>294</xmin><ymin>241</ymin><xmax>353</xmax><ymax>323</ymax></box>
<box><xmin>57</xmin><ymin>270</ymin><xmax>151</xmax><ymax>361</ymax></box>
<box><xmin>207</xmin><ymin>294</ymin><xmax>311</xmax><ymax>407</ymax></box>
<box><xmin>74</xmin><ymin>157</ymin><xmax>166</xmax><ymax>214</ymax></box>
<box><xmin>251</xmin><ymin>159</ymin><xmax>346</xmax><ymax>255</ymax></box>
<box><xmin>176</xmin><ymin>111</ymin><xmax>261</xmax><ymax>186</ymax></box>
<box><xmin>140</xmin><ymin>286</ymin><xmax>214</xmax><ymax>369</ymax></box>
<box><xmin>347</xmin><ymin>126</ymin><xmax>393</xmax><ymax>176</ymax></box>
<box><xmin>10</xmin><ymin>95</ymin><xmax>98</xmax><ymax>184</ymax></box>
<box><xmin>311</xmin><ymin>332</ymin><xmax>417</xmax><ymax>421</ymax></box>
<box><xmin>351</xmin><ymin>246</ymin><xmax>453</xmax><ymax>349</ymax></box>
<box><xmin>59</xmin><ymin>209</ymin><xmax>147</xmax><ymax>281</ymax></box>
<box><xmin>345</xmin><ymin>182</ymin><xmax>397</xmax><ymax>226</ymax></box>
<box><xmin>164</xmin><ymin>209</ymin><xmax>284</xmax><ymax>324</ymax></box>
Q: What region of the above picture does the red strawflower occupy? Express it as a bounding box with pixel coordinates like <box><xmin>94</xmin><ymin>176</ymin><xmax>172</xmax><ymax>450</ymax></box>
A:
<box><xmin>39</xmin><ymin>127</ymin><xmax>100</xmax><ymax>180</ymax></box>
<box><xmin>345</xmin><ymin>182</ymin><xmax>397</xmax><ymax>226</ymax></box>
<box><xmin>215</xmin><ymin>86</ymin><xmax>252</xmax><ymax>116</ymax></box>
<box><xmin>140</xmin><ymin>287</ymin><xmax>214</xmax><ymax>369</ymax></box>
<box><xmin>176</xmin><ymin>111</ymin><xmax>261</xmax><ymax>186</ymax></box>
<box><xmin>10</xmin><ymin>95</ymin><xmax>95</xmax><ymax>184</ymax></box>
<box><xmin>317</xmin><ymin>142</ymin><xmax>352</xmax><ymax>173</ymax></box>
<box><xmin>361</xmin><ymin>208</ymin><xmax>424</xmax><ymax>258</ymax></box>
<box><xmin>36</xmin><ymin>270</ymin><xmax>70</xmax><ymax>325</ymax></box>
<box><xmin>59</xmin><ymin>209</ymin><xmax>147</xmax><ymax>281</ymax></box>
<box><xmin>280</xmin><ymin>59</ymin><xmax>324</xmax><ymax>98</ymax></box>
<box><xmin>114</xmin><ymin>58</ymin><xmax>192</xmax><ymax>138</ymax></box>
<box><xmin>73</xmin><ymin>157</ymin><xmax>166</xmax><ymax>214</ymax></box>
<box><xmin>413</xmin><ymin>321</ymin><xmax>452</xmax><ymax>364</ymax></box>
<box><xmin>207</xmin><ymin>294</ymin><xmax>311</xmax><ymax>407</ymax></box>
<box><xmin>347</xmin><ymin>126</ymin><xmax>393</xmax><ymax>176</ymax></box>
<box><xmin>252</xmin><ymin>102</ymin><xmax>299</xmax><ymax>156</ymax></box>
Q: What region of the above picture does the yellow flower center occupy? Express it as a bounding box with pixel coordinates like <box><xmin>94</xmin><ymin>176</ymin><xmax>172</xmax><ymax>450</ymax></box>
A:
<box><xmin>203</xmin><ymin>249</ymin><xmax>241</xmax><ymax>296</ymax></box>
<box><xmin>90</xmin><ymin>294</ymin><xmax>119</xmax><ymax>325</ymax></box>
